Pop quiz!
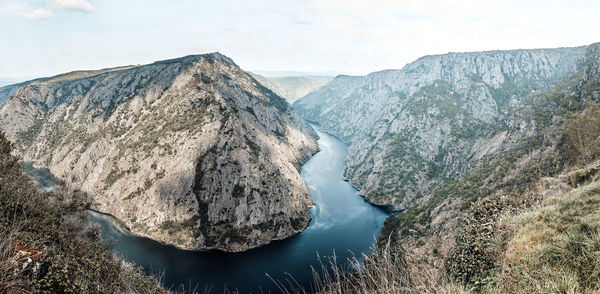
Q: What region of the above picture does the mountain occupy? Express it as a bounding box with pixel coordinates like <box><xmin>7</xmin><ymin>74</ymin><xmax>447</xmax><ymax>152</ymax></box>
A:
<box><xmin>305</xmin><ymin>43</ymin><xmax>600</xmax><ymax>292</ymax></box>
<box><xmin>294</xmin><ymin>46</ymin><xmax>587</xmax><ymax>211</ymax></box>
<box><xmin>0</xmin><ymin>80</ymin><xmax>40</xmax><ymax>107</ymax></box>
<box><xmin>0</xmin><ymin>83</ymin><xmax>25</xmax><ymax>107</ymax></box>
<box><xmin>0</xmin><ymin>78</ymin><xmax>32</xmax><ymax>87</ymax></box>
<box><xmin>250</xmin><ymin>73</ymin><xmax>332</xmax><ymax>103</ymax></box>
<box><xmin>402</xmin><ymin>43</ymin><xmax>600</xmax><ymax>291</ymax></box>
<box><xmin>0</xmin><ymin>80</ymin><xmax>14</xmax><ymax>87</ymax></box>
<box><xmin>0</xmin><ymin>53</ymin><xmax>319</xmax><ymax>252</ymax></box>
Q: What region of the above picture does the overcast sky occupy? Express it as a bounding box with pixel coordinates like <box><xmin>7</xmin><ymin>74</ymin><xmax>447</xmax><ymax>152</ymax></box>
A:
<box><xmin>1</xmin><ymin>0</ymin><xmax>599</xmax><ymax>78</ymax></box>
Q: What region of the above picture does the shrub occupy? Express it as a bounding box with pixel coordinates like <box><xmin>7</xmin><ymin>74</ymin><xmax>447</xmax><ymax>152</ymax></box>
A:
<box><xmin>0</xmin><ymin>131</ymin><xmax>168</xmax><ymax>294</ymax></box>
<box><xmin>563</xmin><ymin>102</ymin><xmax>600</xmax><ymax>165</ymax></box>
<box><xmin>445</xmin><ymin>194</ymin><xmax>514</xmax><ymax>290</ymax></box>
<box><xmin>566</xmin><ymin>168</ymin><xmax>593</xmax><ymax>187</ymax></box>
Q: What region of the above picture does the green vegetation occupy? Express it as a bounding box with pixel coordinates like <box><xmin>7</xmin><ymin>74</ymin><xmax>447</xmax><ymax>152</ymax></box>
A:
<box><xmin>158</xmin><ymin>216</ymin><xmax>198</xmax><ymax>236</ymax></box>
<box><xmin>563</xmin><ymin>102</ymin><xmax>600</xmax><ymax>166</ymax></box>
<box><xmin>488</xmin><ymin>76</ymin><xmax>547</xmax><ymax>110</ymax></box>
<box><xmin>244</xmin><ymin>135</ymin><xmax>261</xmax><ymax>159</ymax></box>
<box><xmin>370</xmin><ymin>46</ymin><xmax>600</xmax><ymax>293</ymax></box>
<box><xmin>0</xmin><ymin>131</ymin><xmax>167</xmax><ymax>293</ymax></box>
<box><xmin>488</xmin><ymin>179</ymin><xmax>600</xmax><ymax>293</ymax></box>
<box><xmin>445</xmin><ymin>194</ymin><xmax>519</xmax><ymax>290</ymax></box>
<box><xmin>409</xmin><ymin>80</ymin><xmax>463</xmax><ymax>119</ymax></box>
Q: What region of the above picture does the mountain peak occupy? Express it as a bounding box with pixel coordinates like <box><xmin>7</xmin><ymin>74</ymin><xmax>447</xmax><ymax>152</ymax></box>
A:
<box><xmin>0</xmin><ymin>52</ymin><xmax>318</xmax><ymax>252</ymax></box>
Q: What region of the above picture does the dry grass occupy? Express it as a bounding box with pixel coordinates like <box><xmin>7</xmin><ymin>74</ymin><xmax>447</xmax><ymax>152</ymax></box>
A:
<box><xmin>269</xmin><ymin>240</ymin><xmax>469</xmax><ymax>294</ymax></box>
<box><xmin>485</xmin><ymin>179</ymin><xmax>600</xmax><ymax>293</ymax></box>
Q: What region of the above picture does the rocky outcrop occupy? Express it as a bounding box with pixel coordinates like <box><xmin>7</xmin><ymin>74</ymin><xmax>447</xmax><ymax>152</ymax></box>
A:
<box><xmin>294</xmin><ymin>46</ymin><xmax>588</xmax><ymax>210</ymax></box>
<box><xmin>250</xmin><ymin>73</ymin><xmax>332</xmax><ymax>103</ymax></box>
<box><xmin>0</xmin><ymin>53</ymin><xmax>319</xmax><ymax>252</ymax></box>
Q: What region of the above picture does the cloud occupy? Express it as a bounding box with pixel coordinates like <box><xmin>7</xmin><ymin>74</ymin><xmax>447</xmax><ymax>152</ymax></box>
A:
<box><xmin>0</xmin><ymin>0</ymin><xmax>94</xmax><ymax>20</ymax></box>
<box><xmin>26</xmin><ymin>8</ymin><xmax>54</xmax><ymax>19</ymax></box>
<box><xmin>47</xmin><ymin>0</ymin><xmax>94</xmax><ymax>13</ymax></box>
<box><xmin>0</xmin><ymin>3</ymin><xmax>54</xmax><ymax>19</ymax></box>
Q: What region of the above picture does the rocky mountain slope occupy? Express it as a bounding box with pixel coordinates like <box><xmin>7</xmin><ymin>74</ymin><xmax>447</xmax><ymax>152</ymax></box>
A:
<box><xmin>294</xmin><ymin>46</ymin><xmax>587</xmax><ymax>211</ymax></box>
<box><xmin>0</xmin><ymin>80</ymin><xmax>38</xmax><ymax>106</ymax></box>
<box><xmin>0</xmin><ymin>53</ymin><xmax>319</xmax><ymax>252</ymax></box>
<box><xmin>312</xmin><ymin>42</ymin><xmax>600</xmax><ymax>293</ymax></box>
<box><xmin>250</xmin><ymin>73</ymin><xmax>332</xmax><ymax>103</ymax></box>
<box><xmin>414</xmin><ymin>42</ymin><xmax>600</xmax><ymax>291</ymax></box>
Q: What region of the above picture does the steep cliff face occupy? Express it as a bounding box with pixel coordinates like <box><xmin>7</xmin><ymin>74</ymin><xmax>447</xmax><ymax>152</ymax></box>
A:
<box><xmin>394</xmin><ymin>43</ymin><xmax>600</xmax><ymax>290</ymax></box>
<box><xmin>294</xmin><ymin>46</ymin><xmax>586</xmax><ymax>210</ymax></box>
<box><xmin>250</xmin><ymin>73</ymin><xmax>333</xmax><ymax>103</ymax></box>
<box><xmin>0</xmin><ymin>53</ymin><xmax>319</xmax><ymax>252</ymax></box>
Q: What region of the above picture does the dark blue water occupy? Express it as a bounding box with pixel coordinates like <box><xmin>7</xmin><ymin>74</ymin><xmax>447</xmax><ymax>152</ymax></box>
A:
<box><xmin>89</xmin><ymin>128</ymin><xmax>389</xmax><ymax>293</ymax></box>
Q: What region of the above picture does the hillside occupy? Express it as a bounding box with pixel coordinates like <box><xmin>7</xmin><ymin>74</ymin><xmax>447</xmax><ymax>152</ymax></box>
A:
<box><xmin>0</xmin><ymin>53</ymin><xmax>319</xmax><ymax>252</ymax></box>
<box><xmin>294</xmin><ymin>46</ymin><xmax>586</xmax><ymax>211</ymax></box>
<box><xmin>0</xmin><ymin>80</ymin><xmax>38</xmax><ymax>107</ymax></box>
<box><xmin>306</xmin><ymin>42</ymin><xmax>600</xmax><ymax>293</ymax></box>
<box><xmin>0</xmin><ymin>131</ymin><xmax>168</xmax><ymax>293</ymax></box>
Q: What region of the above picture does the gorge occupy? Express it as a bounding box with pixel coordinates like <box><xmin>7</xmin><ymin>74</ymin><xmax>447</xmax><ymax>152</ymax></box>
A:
<box><xmin>293</xmin><ymin>46</ymin><xmax>587</xmax><ymax>211</ymax></box>
<box><xmin>2</xmin><ymin>42</ymin><xmax>600</xmax><ymax>293</ymax></box>
<box><xmin>82</xmin><ymin>127</ymin><xmax>387</xmax><ymax>293</ymax></box>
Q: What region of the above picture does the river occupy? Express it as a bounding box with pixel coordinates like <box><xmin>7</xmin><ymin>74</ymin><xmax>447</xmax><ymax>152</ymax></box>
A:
<box><xmin>88</xmin><ymin>127</ymin><xmax>390</xmax><ymax>293</ymax></box>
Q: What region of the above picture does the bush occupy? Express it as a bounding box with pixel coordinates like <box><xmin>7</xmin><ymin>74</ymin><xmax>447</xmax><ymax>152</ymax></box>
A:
<box><xmin>563</xmin><ymin>102</ymin><xmax>600</xmax><ymax>165</ymax></box>
<box><xmin>566</xmin><ymin>168</ymin><xmax>593</xmax><ymax>187</ymax></box>
<box><xmin>0</xmin><ymin>131</ymin><xmax>168</xmax><ymax>294</ymax></box>
<box><xmin>445</xmin><ymin>194</ymin><xmax>514</xmax><ymax>290</ymax></box>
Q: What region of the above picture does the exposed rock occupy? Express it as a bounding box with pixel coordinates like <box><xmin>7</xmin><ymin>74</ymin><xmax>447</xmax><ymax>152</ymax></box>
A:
<box><xmin>0</xmin><ymin>53</ymin><xmax>319</xmax><ymax>252</ymax></box>
<box><xmin>294</xmin><ymin>46</ymin><xmax>587</xmax><ymax>210</ymax></box>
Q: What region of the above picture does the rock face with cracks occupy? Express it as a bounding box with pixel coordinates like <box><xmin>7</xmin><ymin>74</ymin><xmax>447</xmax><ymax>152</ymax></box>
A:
<box><xmin>294</xmin><ymin>46</ymin><xmax>587</xmax><ymax>210</ymax></box>
<box><xmin>0</xmin><ymin>53</ymin><xmax>319</xmax><ymax>252</ymax></box>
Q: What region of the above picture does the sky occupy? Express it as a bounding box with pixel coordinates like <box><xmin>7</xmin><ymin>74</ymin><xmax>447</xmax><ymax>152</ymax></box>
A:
<box><xmin>1</xmin><ymin>0</ymin><xmax>599</xmax><ymax>79</ymax></box>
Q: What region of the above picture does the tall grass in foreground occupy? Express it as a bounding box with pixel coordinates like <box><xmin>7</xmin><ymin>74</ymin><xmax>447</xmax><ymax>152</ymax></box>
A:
<box><xmin>486</xmin><ymin>179</ymin><xmax>600</xmax><ymax>293</ymax></box>
<box><xmin>268</xmin><ymin>241</ymin><xmax>468</xmax><ymax>294</ymax></box>
<box><xmin>271</xmin><ymin>175</ymin><xmax>600</xmax><ymax>294</ymax></box>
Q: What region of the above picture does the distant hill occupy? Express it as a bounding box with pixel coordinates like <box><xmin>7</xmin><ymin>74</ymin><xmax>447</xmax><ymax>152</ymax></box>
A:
<box><xmin>0</xmin><ymin>77</ymin><xmax>34</xmax><ymax>87</ymax></box>
<box><xmin>251</xmin><ymin>73</ymin><xmax>333</xmax><ymax>103</ymax></box>
<box><xmin>252</xmin><ymin>70</ymin><xmax>339</xmax><ymax>77</ymax></box>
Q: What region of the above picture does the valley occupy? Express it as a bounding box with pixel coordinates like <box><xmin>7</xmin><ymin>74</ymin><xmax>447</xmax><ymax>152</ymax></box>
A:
<box><xmin>2</xmin><ymin>41</ymin><xmax>600</xmax><ymax>293</ymax></box>
<box><xmin>85</xmin><ymin>127</ymin><xmax>388</xmax><ymax>293</ymax></box>
<box><xmin>293</xmin><ymin>46</ymin><xmax>586</xmax><ymax>211</ymax></box>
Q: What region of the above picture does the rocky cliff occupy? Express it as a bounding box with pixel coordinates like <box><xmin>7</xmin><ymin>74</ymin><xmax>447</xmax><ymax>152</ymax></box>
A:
<box><xmin>0</xmin><ymin>53</ymin><xmax>319</xmax><ymax>252</ymax></box>
<box><xmin>379</xmin><ymin>42</ymin><xmax>600</xmax><ymax>291</ymax></box>
<box><xmin>294</xmin><ymin>46</ymin><xmax>587</xmax><ymax>210</ymax></box>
